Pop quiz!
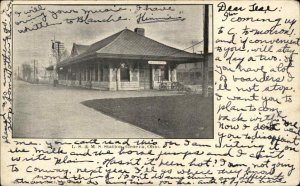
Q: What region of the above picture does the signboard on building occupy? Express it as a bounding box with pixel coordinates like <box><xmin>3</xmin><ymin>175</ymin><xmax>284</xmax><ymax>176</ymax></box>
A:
<box><xmin>148</xmin><ymin>61</ymin><xmax>167</xmax><ymax>65</ymax></box>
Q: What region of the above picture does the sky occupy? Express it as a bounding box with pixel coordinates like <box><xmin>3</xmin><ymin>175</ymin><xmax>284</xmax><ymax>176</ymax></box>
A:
<box><xmin>13</xmin><ymin>4</ymin><xmax>212</xmax><ymax>70</ymax></box>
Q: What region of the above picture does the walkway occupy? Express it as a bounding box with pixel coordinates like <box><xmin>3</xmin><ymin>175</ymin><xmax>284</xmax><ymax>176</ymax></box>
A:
<box><xmin>13</xmin><ymin>81</ymin><xmax>180</xmax><ymax>138</ymax></box>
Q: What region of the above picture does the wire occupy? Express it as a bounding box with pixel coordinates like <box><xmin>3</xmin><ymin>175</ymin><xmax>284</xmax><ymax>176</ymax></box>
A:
<box><xmin>181</xmin><ymin>41</ymin><xmax>203</xmax><ymax>52</ymax></box>
<box><xmin>162</xmin><ymin>40</ymin><xmax>203</xmax><ymax>58</ymax></box>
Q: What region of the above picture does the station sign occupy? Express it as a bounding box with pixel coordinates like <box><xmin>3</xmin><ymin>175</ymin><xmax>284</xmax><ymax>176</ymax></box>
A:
<box><xmin>148</xmin><ymin>61</ymin><xmax>167</xmax><ymax>65</ymax></box>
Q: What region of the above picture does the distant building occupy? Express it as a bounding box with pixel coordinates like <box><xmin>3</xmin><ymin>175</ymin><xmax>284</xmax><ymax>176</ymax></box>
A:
<box><xmin>55</xmin><ymin>28</ymin><xmax>208</xmax><ymax>90</ymax></box>
<box><xmin>176</xmin><ymin>53</ymin><xmax>213</xmax><ymax>85</ymax></box>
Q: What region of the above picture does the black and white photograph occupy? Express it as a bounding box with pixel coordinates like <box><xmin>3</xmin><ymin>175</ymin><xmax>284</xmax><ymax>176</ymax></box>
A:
<box><xmin>2</xmin><ymin>1</ymin><xmax>299</xmax><ymax>185</ymax></box>
<box><xmin>12</xmin><ymin>4</ymin><xmax>213</xmax><ymax>139</ymax></box>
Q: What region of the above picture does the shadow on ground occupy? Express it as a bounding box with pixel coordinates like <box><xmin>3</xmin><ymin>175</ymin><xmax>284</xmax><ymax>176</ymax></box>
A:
<box><xmin>82</xmin><ymin>95</ymin><xmax>213</xmax><ymax>138</ymax></box>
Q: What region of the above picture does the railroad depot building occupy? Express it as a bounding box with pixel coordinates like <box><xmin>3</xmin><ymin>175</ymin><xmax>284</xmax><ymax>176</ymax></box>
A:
<box><xmin>56</xmin><ymin>28</ymin><xmax>204</xmax><ymax>90</ymax></box>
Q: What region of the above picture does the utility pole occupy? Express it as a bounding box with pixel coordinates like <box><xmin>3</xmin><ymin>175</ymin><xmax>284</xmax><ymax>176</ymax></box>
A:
<box><xmin>51</xmin><ymin>38</ymin><xmax>64</xmax><ymax>86</ymax></box>
<box><xmin>192</xmin><ymin>41</ymin><xmax>195</xmax><ymax>53</ymax></box>
<box><xmin>36</xmin><ymin>60</ymin><xmax>39</xmax><ymax>83</ymax></box>
<box><xmin>202</xmin><ymin>5</ymin><xmax>209</xmax><ymax>97</ymax></box>
<box><xmin>33</xmin><ymin>59</ymin><xmax>36</xmax><ymax>82</ymax></box>
<box><xmin>57</xmin><ymin>41</ymin><xmax>61</xmax><ymax>63</ymax></box>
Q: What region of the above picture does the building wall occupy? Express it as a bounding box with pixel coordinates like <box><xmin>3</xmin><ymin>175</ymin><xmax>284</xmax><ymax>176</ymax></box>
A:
<box><xmin>58</xmin><ymin>61</ymin><xmax>177</xmax><ymax>91</ymax></box>
<box><xmin>176</xmin><ymin>54</ymin><xmax>213</xmax><ymax>85</ymax></box>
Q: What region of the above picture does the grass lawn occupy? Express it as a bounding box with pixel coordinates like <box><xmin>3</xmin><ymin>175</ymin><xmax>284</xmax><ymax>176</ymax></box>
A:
<box><xmin>82</xmin><ymin>94</ymin><xmax>213</xmax><ymax>138</ymax></box>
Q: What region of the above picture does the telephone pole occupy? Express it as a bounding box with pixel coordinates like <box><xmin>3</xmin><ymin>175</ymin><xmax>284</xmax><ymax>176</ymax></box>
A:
<box><xmin>33</xmin><ymin>59</ymin><xmax>36</xmax><ymax>82</ymax></box>
<box><xmin>202</xmin><ymin>5</ymin><xmax>209</xmax><ymax>97</ymax></box>
<box><xmin>192</xmin><ymin>41</ymin><xmax>195</xmax><ymax>53</ymax></box>
<box><xmin>51</xmin><ymin>39</ymin><xmax>64</xmax><ymax>86</ymax></box>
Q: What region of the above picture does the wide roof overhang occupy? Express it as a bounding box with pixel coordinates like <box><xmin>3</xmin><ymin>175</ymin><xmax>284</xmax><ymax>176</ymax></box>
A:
<box><xmin>57</xmin><ymin>53</ymin><xmax>204</xmax><ymax>68</ymax></box>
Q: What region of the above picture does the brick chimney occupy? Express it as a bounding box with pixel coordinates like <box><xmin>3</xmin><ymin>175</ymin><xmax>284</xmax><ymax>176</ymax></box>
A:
<box><xmin>134</xmin><ymin>28</ymin><xmax>145</xmax><ymax>36</ymax></box>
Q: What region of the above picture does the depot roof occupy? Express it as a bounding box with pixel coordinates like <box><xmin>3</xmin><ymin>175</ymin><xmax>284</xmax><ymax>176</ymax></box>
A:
<box><xmin>58</xmin><ymin>28</ymin><xmax>203</xmax><ymax>67</ymax></box>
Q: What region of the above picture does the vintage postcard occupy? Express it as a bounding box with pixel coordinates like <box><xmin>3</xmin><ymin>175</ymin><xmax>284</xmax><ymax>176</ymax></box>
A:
<box><xmin>12</xmin><ymin>3</ymin><xmax>213</xmax><ymax>139</ymax></box>
<box><xmin>1</xmin><ymin>0</ymin><xmax>299</xmax><ymax>185</ymax></box>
